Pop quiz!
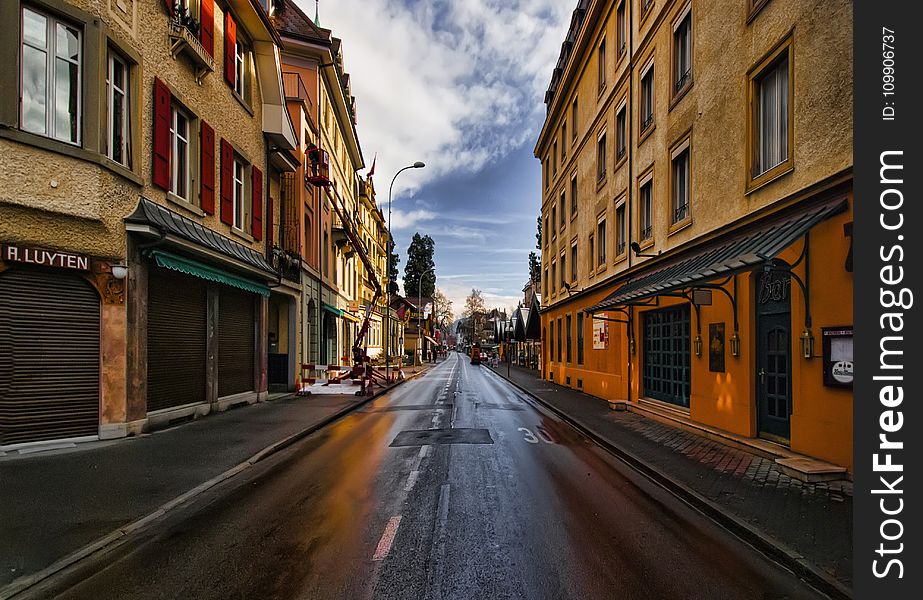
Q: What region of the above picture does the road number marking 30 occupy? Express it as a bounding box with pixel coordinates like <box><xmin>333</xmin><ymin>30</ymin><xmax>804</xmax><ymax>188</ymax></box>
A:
<box><xmin>518</xmin><ymin>427</ymin><xmax>555</xmax><ymax>444</ymax></box>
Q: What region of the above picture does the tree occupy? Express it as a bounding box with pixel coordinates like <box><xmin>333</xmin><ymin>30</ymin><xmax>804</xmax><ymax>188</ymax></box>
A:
<box><xmin>463</xmin><ymin>288</ymin><xmax>487</xmax><ymax>317</ymax></box>
<box><xmin>388</xmin><ymin>250</ymin><xmax>401</xmax><ymax>294</ymax></box>
<box><xmin>528</xmin><ymin>251</ymin><xmax>541</xmax><ymax>284</ymax></box>
<box><xmin>433</xmin><ymin>288</ymin><xmax>454</xmax><ymax>329</ymax></box>
<box><xmin>403</xmin><ymin>233</ymin><xmax>436</xmax><ymax>299</ymax></box>
<box><xmin>535</xmin><ymin>215</ymin><xmax>542</xmax><ymax>249</ymax></box>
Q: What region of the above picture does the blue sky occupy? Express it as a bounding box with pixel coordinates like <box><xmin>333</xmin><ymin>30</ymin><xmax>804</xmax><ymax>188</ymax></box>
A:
<box><xmin>297</xmin><ymin>0</ymin><xmax>572</xmax><ymax>315</ymax></box>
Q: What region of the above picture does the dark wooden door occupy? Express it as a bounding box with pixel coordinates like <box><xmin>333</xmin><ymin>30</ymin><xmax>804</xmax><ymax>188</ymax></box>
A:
<box><xmin>756</xmin><ymin>272</ymin><xmax>792</xmax><ymax>441</ymax></box>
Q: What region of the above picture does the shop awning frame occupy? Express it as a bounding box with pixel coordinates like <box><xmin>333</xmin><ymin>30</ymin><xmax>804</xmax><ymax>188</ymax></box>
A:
<box><xmin>321</xmin><ymin>302</ymin><xmax>344</xmax><ymax>317</ymax></box>
<box><xmin>147</xmin><ymin>249</ymin><xmax>271</xmax><ymax>297</ymax></box>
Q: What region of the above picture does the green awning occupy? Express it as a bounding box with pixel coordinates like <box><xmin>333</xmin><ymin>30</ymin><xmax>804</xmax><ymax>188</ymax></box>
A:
<box><xmin>321</xmin><ymin>302</ymin><xmax>344</xmax><ymax>317</ymax></box>
<box><xmin>148</xmin><ymin>249</ymin><xmax>271</xmax><ymax>297</ymax></box>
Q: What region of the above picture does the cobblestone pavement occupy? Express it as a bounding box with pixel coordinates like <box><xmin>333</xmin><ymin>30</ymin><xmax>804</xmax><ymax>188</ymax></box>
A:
<box><xmin>489</xmin><ymin>363</ymin><xmax>853</xmax><ymax>590</ymax></box>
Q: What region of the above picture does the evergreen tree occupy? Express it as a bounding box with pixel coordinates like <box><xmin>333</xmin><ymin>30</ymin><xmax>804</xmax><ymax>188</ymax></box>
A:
<box><xmin>403</xmin><ymin>233</ymin><xmax>436</xmax><ymax>299</ymax></box>
<box><xmin>529</xmin><ymin>216</ymin><xmax>542</xmax><ymax>284</ymax></box>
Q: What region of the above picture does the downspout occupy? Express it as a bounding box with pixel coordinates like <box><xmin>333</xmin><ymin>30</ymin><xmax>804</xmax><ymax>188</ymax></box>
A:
<box><xmin>625</xmin><ymin>9</ymin><xmax>635</xmax><ymax>405</ymax></box>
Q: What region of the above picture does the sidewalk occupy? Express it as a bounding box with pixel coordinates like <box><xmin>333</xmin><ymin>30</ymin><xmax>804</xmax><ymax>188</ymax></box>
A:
<box><xmin>0</xmin><ymin>364</ymin><xmax>436</xmax><ymax>594</ymax></box>
<box><xmin>489</xmin><ymin>363</ymin><xmax>852</xmax><ymax>596</ymax></box>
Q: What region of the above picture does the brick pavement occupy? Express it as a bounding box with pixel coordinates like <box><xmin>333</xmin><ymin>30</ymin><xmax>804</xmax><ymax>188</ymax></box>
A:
<box><xmin>490</xmin><ymin>362</ymin><xmax>853</xmax><ymax>592</ymax></box>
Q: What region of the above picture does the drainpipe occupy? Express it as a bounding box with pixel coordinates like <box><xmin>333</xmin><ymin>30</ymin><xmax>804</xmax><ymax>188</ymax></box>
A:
<box><xmin>625</xmin><ymin>9</ymin><xmax>635</xmax><ymax>405</ymax></box>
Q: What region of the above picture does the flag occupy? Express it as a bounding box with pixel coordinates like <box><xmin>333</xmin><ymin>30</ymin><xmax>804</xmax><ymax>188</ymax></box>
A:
<box><xmin>396</xmin><ymin>304</ymin><xmax>406</xmax><ymax>320</ymax></box>
<box><xmin>367</xmin><ymin>153</ymin><xmax>377</xmax><ymax>179</ymax></box>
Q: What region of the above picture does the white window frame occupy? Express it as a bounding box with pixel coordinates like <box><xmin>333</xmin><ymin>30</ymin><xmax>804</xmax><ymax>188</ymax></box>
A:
<box><xmin>598</xmin><ymin>37</ymin><xmax>607</xmax><ymax>90</ymax></box>
<box><xmin>233</xmin><ymin>156</ymin><xmax>247</xmax><ymax>230</ymax></box>
<box><xmin>234</xmin><ymin>37</ymin><xmax>248</xmax><ymax>99</ymax></box>
<box><xmin>615</xmin><ymin>199</ymin><xmax>626</xmax><ymax>256</ymax></box>
<box><xmin>596</xmin><ymin>130</ymin><xmax>607</xmax><ymax>181</ymax></box>
<box><xmin>106</xmin><ymin>51</ymin><xmax>130</xmax><ymax>166</ymax></box>
<box><xmin>756</xmin><ymin>54</ymin><xmax>789</xmax><ymax>175</ymax></box>
<box><xmin>615</xmin><ymin>99</ymin><xmax>627</xmax><ymax>159</ymax></box>
<box><xmin>170</xmin><ymin>105</ymin><xmax>191</xmax><ymax>201</ymax></box>
<box><xmin>672</xmin><ymin>5</ymin><xmax>693</xmax><ymax>96</ymax></box>
<box><xmin>597</xmin><ymin>215</ymin><xmax>607</xmax><ymax>266</ymax></box>
<box><xmin>671</xmin><ymin>138</ymin><xmax>691</xmax><ymax>224</ymax></box>
<box><xmin>20</xmin><ymin>6</ymin><xmax>82</xmax><ymax>145</ymax></box>
<box><xmin>617</xmin><ymin>1</ymin><xmax>627</xmax><ymax>56</ymax></box>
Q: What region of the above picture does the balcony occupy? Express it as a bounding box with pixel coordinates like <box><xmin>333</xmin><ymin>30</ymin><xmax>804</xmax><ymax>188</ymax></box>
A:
<box><xmin>282</xmin><ymin>72</ymin><xmax>314</xmax><ymax>115</ymax></box>
<box><xmin>168</xmin><ymin>10</ymin><xmax>213</xmax><ymax>85</ymax></box>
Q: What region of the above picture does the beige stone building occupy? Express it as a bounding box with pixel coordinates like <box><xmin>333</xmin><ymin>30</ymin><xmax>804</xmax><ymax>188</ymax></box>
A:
<box><xmin>536</xmin><ymin>0</ymin><xmax>854</xmax><ymax>471</ymax></box>
<box><xmin>0</xmin><ymin>0</ymin><xmax>297</xmax><ymax>446</ymax></box>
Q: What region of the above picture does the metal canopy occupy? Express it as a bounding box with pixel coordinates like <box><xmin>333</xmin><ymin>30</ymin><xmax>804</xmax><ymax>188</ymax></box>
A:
<box><xmin>125</xmin><ymin>198</ymin><xmax>276</xmax><ymax>275</ymax></box>
<box><xmin>586</xmin><ymin>198</ymin><xmax>847</xmax><ymax>313</ymax></box>
<box><xmin>148</xmin><ymin>249</ymin><xmax>271</xmax><ymax>297</ymax></box>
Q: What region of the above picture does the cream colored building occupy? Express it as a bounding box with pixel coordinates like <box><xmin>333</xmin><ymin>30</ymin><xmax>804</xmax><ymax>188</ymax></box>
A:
<box><xmin>535</xmin><ymin>0</ymin><xmax>854</xmax><ymax>471</ymax></box>
<box><xmin>0</xmin><ymin>0</ymin><xmax>297</xmax><ymax>446</ymax></box>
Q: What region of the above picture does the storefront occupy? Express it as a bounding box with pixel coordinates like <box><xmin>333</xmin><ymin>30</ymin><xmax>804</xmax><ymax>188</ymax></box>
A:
<box><xmin>125</xmin><ymin>199</ymin><xmax>273</xmax><ymax>425</ymax></box>
<box><xmin>0</xmin><ymin>243</ymin><xmax>125</xmax><ymax>447</ymax></box>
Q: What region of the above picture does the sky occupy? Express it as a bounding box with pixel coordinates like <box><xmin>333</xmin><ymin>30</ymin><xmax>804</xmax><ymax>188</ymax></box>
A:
<box><xmin>296</xmin><ymin>0</ymin><xmax>573</xmax><ymax>317</ymax></box>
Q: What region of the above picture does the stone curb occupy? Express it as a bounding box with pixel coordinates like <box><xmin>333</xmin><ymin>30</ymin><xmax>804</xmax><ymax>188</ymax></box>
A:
<box><xmin>483</xmin><ymin>367</ymin><xmax>852</xmax><ymax>600</ymax></box>
<box><xmin>0</xmin><ymin>366</ymin><xmax>434</xmax><ymax>600</ymax></box>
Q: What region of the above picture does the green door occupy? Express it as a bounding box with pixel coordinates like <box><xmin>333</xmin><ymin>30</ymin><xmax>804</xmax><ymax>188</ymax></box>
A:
<box><xmin>756</xmin><ymin>272</ymin><xmax>792</xmax><ymax>441</ymax></box>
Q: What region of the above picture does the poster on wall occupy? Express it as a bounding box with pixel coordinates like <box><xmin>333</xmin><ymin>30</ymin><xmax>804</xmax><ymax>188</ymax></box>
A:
<box><xmin>709</xmin><ymin>322</ymin><xmax>725</xmax><ymax>372</ymax></box>
<box><xmin>822</xmin><ymin>326</ymin><xmax>853</xmax><ymax>388</ymax></box>
<box><xmin>592</xmin><ymin>314</ymin><xmax>609</xmax><ymax>349</ymax></box>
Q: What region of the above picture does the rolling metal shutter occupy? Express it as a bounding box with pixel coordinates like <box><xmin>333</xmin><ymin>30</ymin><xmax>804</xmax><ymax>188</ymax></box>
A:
<box><xmin>218</xmin><ymin>288</ymin><xmax>254</xmax><ymax>397</ymax></box>
<box><xmin>0</xmin><ymin>269</ymin><xmax>99</xmax><ymax>445</ymax></box>
<box><xmin>147</xmin><ymin>266</ymin><xmax>207</xmax><ymax>411</ymax></box>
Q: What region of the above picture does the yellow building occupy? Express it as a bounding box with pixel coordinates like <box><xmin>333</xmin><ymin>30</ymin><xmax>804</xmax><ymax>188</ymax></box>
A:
<box><xmin>535</xmin><ymin>0</ymin><xmax>853</xmax><ymax>472</ymax></box>
<box><xmin>356</xmin><ymin>176</ymin><xmax>390</xmax><ymax>360</ymax></box>
<box><xmin>0</xmin><ymin>0</ymin><xmax>297</xmax><ymax>445</ymax></box>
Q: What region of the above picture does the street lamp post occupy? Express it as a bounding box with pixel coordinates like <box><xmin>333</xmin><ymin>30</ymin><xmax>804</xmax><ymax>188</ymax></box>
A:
<box><xmin>384</xmin><ymin>161</ymin><xmax>425</xmax><ymax>381</ymax></box>
<box><xmin>416</xmin><ymin>265</ymin><xmax>436</xmax><ymax>370</ymax></box>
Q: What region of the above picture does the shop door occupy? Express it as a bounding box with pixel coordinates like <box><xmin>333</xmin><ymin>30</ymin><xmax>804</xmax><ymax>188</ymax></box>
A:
<box><xmin>218</xmin><ymin>289</ymin><xmax>255</xmax><ymax>397</ymax></box>
<box><xmin>148</xmin><ymin>267</ymin><xmax>207</xmax><ymax>411</ymax></box>
<box><xmin>0</xmin><ymin>269</ymin><xmax>99</xmax><ymax>445</ymax></box>
<box><xmin>756</xmin><ymin>272</ymin><xmax>792</xmax><ymax>441</ymax></box>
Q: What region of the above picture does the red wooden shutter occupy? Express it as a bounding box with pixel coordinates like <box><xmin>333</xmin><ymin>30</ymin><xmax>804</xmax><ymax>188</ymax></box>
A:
<box><xmin>200</xmin><ymin>121</ymin><xmax>216</xmax><ymax>214</ymax></box>
<box><xmin>224</xmin><ymin>11</ymin><xmax>236</xmax><ymax>86</ymax></box>
<box><xmin>200</xmin><ymin>0</ymin><xmax>214</xmax><ymax>57</ymax></box>
<box><xmin>251</xmin><ymin>167</ymin><xmax>263</xmax><ymax>241</ymax></box>
<box><xmin>152</xmin><ymin>77</ymin><xmax>171</xmax><ymax>190</ymax></box>
<box><xmin>220</xmin><ymin>139</ymin><xmax>234</xmax><ymax>225</ymax></box>
<box><xmin>266</xmin><ymin>196</ymin><xmax>274</xmax><ymax>248</ymax></box>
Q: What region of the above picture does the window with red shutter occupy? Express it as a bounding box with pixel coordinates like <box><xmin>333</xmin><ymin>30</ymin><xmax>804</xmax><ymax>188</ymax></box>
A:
<box><xmin>200</xmin><ymin>121</ymin><xmax>215</xmax><ymax>214</ymax></box>
<box><xmin>224</xmin><ymin>11</ymin><xmax>236</xmax><ymax>86</ymax></box>
<box><xmin>152</xmin><ymin>78</ymin><xmax>171</xmax><ymax>190</ymax></box>
<box><xmin>200</xmin><ymin>0</ymin><xmax>215</xmax><ymax>57</ymax></box>
<box><xmin>251</xmin><ymin>166</ymin><xmax>263</xmax><ymax>241</ymax></box>
<box><xmin>220</xmin><ymin>139</ymin><xmax>234</xmax><ymax>225</ymax></box>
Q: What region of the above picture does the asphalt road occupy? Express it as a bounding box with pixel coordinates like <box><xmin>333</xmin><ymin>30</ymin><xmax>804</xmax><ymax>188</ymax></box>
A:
<box><xmin>39</xmin><ymin>353</ymin><xmax>827</xmax><ymax>600</ymax></box>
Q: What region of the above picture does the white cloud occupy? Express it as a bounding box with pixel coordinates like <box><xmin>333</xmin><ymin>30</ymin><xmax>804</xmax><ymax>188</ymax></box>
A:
<box><xmin>301</xmin><ymin>0</ymin><xmax>573</xmax><ymax>199</ymax></box>
<box><xmin>389</xmin><ymin>208</ymin><xmax>437</xmax><ymax>230</ymax></box>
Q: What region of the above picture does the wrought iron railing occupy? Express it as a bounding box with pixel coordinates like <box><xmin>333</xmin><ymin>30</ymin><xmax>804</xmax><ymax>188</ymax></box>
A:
<box><xmin>641</xmin><ymin>225</ymin><xmax>653</xmax><ymax>240</ymax></box>
<box><xmin>673</xmin><ymin>203</ymin><xmax>689</xmax><ymax>224</ymax></box>
<box><xmin>675</xmin><ymin>68</ymin><xmax>692</xmax><ymax>93</ymax></box>
<box><xmin>641</xmin><ymin>113</ymin><xmax>654</xmax><ymax>132</ymax></box>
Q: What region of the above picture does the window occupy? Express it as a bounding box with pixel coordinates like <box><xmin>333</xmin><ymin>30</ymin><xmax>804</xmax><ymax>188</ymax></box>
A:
<box><xmin>560</xmin><ymin>251</ymin><xmax>566</xmax><ymax>288</ymax></box>
<box><xmin>543</xmin><ymin>159</ymin><xmax>548</xmax><ymax>188</ymax></box>
<box><xmin>570</xmin><ymin>174</ymin><xmax>577</xmax><ymax>216</ymax></box>
<box><xmin>551</xmin><ymin>205</ymin><xmax>557</xmax><ymax>239</ymax></box>
<box><xmin>232</xmin><ymin>156</ymin><xmax>247</xmax><ymax>230</ymax></box>
<box><xmin>597</xmin><ymin>218</ymin><xmax>607</xmax><ymax>265</ymax></box>
<box><xmin>673</xmin><ymin>8</ymin><xmax>693</xmax><ymax>96</ymax></box>
<box><xmin>617</xmin><ymin>1</ymin><xmax>627</xmax><ymax>56</ymax></box>
<box><xmin>549</xmin><ymin>323</ymin><xmax>554</xmax><ymax>363</ymax></box>
<box><xmin>106</xmin><ymin>51</ymin><xmax>130</xmax><ymax>166</ymax></box>
<box><xmin>234</xmin><ymin>38</ymin><xmax>249</xmax><ymax>100</ymax></box>
<box><xmin>560</xmin><ymin>190</ymin><xmax>566</xmax><ymax>228</ymax></box>
<box><xmin>561</xmin><ymin>124</ymin><xmax>567</xmax><ymax>160</ymax></box>
<box><xmin>20</xmin><ymin>6</ymin><xmax>81</xmax><ymax>144</ymax></box>
<box><xmin>543</xmin><ymin>268</ymin><xmax>548</xmax><ymax>298</ymax></box>
<box><xmin>551</xmin><ymin>261</ymin><xmax>557</xmax><ymax>295</ymax></box>
<box><xmin>640</xmin><ymin>177</ymin><xmax>653</xmax><ymax>240</ymax></box>
<box><xmin>597</xmin><ymin>37</ymin><xmax>606</xmax><ymax>90</ymax></box>
<box><xmin>641</xmin><ymin>0</ymin><xmax>654</xmax><ymax>18</ymax></box>
<box><xmin>751</xmin><ymin>44</ymin><xmax>791</xmax><ymax>179</ymax></box>
<box><xmin>544</xmin><ymin>215</ymin><xmax>549</xmax><ymax>246</ymax></box>
<box><xmin>616</xmin><ymin>102</ymin><xmax>627</xmax><ymax>160</ymax></box>
<box><xmin>596</xmin><ymin>131</ymin><xmax>607</xmax><ymax>181</ymax></box>
<box><xmin>616</xmin><ymin>203</ymin><xmax>626</xmax><ymax>255</ymax></box>
<box><xmin>557</xmin><ymin>318</ymin><xmax>562</xmax><ymax>362</ymax></box>
<box><xmin>642</xmin><ymin>305</ymin><xmax>691</xmax><ymax>407</ymax></box>
<box><xmin>588</xmin><ymin>234</ymin><xmax>595</xmax><ymax>272</ymax></box>
<box><xmin>566</xmin><ymin>314</ymin><xmax>572</xmax><ymax>363</ymax></box>
<box><xmin>570</xmin><ymin>242</ymin><xmax>577</xmax><ymax>281</ymax></box>
<box><xmin>552</xmin><ymin>141</ymin><xmax>558</xmax><ymax>175</ymax></box>
<box><xmin>640</xmin><ymin>62</ymin><xmax>655</xmax><ymax>133</ymax></box>
<box><xmin>671</xmin><ymin>141</ymin><xmax>690</xmax><ymax>224</ymax></box>
<box><xmin>577</xmin><ymin>312</ymin><xmax>584</xmax><ymax>364</ymax></box>
<box><xmin>571</xmin><ymin>97</ymin><xmax>578</xmax><ymax>141</ymax></box>
<box><xmin>170</xmin><ymin>106</ymin><xmax>191</xmax><ymax>200</ymax></box>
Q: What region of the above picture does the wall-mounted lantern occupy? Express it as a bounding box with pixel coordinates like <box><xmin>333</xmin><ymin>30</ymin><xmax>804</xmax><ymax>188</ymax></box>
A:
<box><xmin>730</xmin><ymin>331</ymin><xmax>740</xmax><ymax>357</ymax></box>
<box><xmin>110</xmin><ymin>264</ymin><xmax>129</xmax><ymax>280</ymax></box>
<box><xmin>629</xmin><ymin>336</ymin><xmax>636</xmax><ymax>355</ymax></box>
<box><xmin>800</xmin><ymin>328</ymin><xmax>815</xmax><ymax>359</ymax></box>
<box><xmin>694</xmin><ymin>334</ymin><xmax>702</xmax><ymax>357</ymax></box>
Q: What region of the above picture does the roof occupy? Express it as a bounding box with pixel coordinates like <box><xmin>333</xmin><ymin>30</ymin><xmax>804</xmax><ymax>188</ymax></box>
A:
<box><xmin>273</xmin><ymin>0</ymin><xmax>330</xmax><ymax>43</ymax></box>
<box><xmin>124</xmin><ymin>197</ymin><xmax>276</xmax><ymax>275</ymax></box>
<box><xmin>586</xmin><ymin>198</ymin><xmax>848</xmax><ymax>313</ymax></box>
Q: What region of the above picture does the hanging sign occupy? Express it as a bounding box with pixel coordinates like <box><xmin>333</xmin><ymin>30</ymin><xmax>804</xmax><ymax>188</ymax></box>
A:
<box><xmin>592</xmin><ymin>313</ymin><xmax>609</xmax><ymax>349</ymax></box>
<box><xmin>822</xmin><ymin>326</ymin><xmax>853</xmax><ymax>387</ymax></box>
<box><xmin>2</xmin><ymin>244</ymin><xmax>90</xmax><ymax>271</ymax></box>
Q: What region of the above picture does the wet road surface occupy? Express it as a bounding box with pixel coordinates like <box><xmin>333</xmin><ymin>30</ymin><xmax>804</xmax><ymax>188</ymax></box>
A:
<box><xmin>41</xmin><ymin>353</ymin><xmax>827</xmax><ymax>599</ymax></box>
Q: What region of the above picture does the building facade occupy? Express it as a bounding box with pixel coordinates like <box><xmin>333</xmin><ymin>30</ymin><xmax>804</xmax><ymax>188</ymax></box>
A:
<box><xmin>0</xmin><ymin>0</ymin><xmax>298</xmax><ymax>446</ymax></box>
<box><xmin>535</xmin><ymin>0</ymin><xmax>853</xmax><ymax>471</ymax></box>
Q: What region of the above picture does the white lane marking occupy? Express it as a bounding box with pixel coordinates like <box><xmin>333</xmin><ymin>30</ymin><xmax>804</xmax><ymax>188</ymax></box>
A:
<box><xmin>518</xmin><ymin>427</ymin><xmax>539</xmax><ymax>444</ymax></box>
<box><xmin>412</xmin><ymin>445</ymin><xmax>430</xmax><ymax>470</ymax></box>
<box><xmin>451</xmin><ymin>404</ymin><xmax>458</xmax><ymax>429</ymax></box>
<box><xmin>372</xmin><ymin>516</ymin><xmax>403</xmax><ymax>561</ymax></box>
<box><xmin>404</xmin><ymin>470</ymin><xmax>420</xmax><ymax>492</ymax></box>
